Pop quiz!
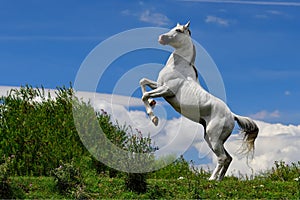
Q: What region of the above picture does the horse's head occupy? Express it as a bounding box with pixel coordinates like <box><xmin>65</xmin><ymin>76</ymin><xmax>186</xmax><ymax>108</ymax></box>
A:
<box><xmin>158</xmin><ymin>21</ymin><xmax>191</xmax><ymax>48</ymax></box>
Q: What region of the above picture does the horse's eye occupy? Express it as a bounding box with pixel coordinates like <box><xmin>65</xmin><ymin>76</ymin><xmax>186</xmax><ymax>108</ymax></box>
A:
<box><xmin>175</xmin><ymin>29</ymin><xmax>183</xmax><ymax>33</ymax></box>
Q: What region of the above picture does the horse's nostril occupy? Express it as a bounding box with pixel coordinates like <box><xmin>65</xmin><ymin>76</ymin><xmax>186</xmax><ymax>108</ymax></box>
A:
<box><xmin>158</xmin><ymin>35</ymin><xmax>166</xmax><ymax>45</ymax></box>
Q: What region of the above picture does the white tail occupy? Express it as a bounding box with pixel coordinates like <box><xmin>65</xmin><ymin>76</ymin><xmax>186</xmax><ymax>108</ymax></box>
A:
<box><xmin>234</xmin><ymin>114</ymin><xmax>259</xmax><ymax>159</ymax></box>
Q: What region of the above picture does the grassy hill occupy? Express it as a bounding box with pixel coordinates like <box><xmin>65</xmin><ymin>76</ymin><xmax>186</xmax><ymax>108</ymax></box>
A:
<box><xmin>1</xmin><ymin>85</ymin><xmax>299</xmax><ymax>199</ymax></box>
<box><xmin>6</xmin><ymin>166</ymin><xmax>300</xmax><ymax>199</ymax></box>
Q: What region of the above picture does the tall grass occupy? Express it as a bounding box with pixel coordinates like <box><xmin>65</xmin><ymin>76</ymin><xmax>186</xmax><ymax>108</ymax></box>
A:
<box><xmin>0</xmin><ymin>85</ymin><xmax>158</xmax><ymax>195</ymax></box>
<box><xmin>0</xmin><ymin>85</ymin><xmax>156</xmax><ymax>177</ymax></box>
<box><xmin>0</xmin><ymin>85</ymin><xmax>88</xmax><ymax>176</ymax></box>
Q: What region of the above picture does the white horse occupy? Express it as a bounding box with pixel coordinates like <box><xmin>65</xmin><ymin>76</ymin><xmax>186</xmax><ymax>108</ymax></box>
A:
<box><xmin>140</xmin><ymin>22</ymin><xmax>259</xmax><ymax>181</ymax></box>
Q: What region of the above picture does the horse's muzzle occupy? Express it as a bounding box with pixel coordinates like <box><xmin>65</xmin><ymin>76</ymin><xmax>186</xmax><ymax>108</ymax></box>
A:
<box><xmin>158</xmin><ymin>35</ymin><xmax>167</xmax><ymax>45</ymax></box>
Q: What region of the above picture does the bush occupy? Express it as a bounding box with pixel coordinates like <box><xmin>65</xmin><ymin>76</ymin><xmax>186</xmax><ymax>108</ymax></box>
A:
<box><xmin>267</xmin><ymin>161</ymin><xmax>300</xmax><ymax>181</ymax></box>
<box><xmin>0</xmin><ymin>155</ymin><xmax>24</xmax><ymax>199</ymax></box>
<box><xmin>150</xmin><ymin>155</ymin><xmax>195</xmax><ymax>180</ymax></box>
<box><xmin>51</xmin><ymin>160</ymin><xmax>86</xmax><ymax>198</ymax></box>
<box><xmin>124</xmin><ymin>127</ymin><xmax>157</xmax><ymax>193</ymax></box>
<box><xmin>0</xmin><ymin>155</ymin><xmax>13</xmax><ymax>198</ymax></box>
<box><xmin>94</xmin><ymin>112</ymin><xmax>128</xmax><ymax>177</ymax></box>
<box><xmin>125</xmin><ymin>173</ymin><xmax>147</xmax><ymax>194</ymax></box>
<box><xmin>0</xmin><ymin>85</ymin><xmax>89</xmax><ymax>176</ymax></box>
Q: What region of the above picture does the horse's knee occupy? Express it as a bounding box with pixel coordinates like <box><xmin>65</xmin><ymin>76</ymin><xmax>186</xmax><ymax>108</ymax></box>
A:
<box><xmin>139</xmin><ymin>78</ymin><xmax>147</xmax><ymax>85</ymax></box>
<box><xmin>218</xmin><ymin>154</ymin><xmax>232</xmax><ymax>166</ymax></box>
<box><xmin>142</xmin><ymin>93</ymin><xmax>149</xmax><ymax>101</ymax></box>
<box><xmin>209</xmin><ymin>142</ymin><xmax>230</xmax><ymax>164</ymax></box>
<box><xmin>210</xmin><ymin>141</ymin><xmax>221</xmax><ymax>154</ymax></box>
<box><xmin>225</xmin><ymin>155</ymin><xmax>232</xmax><ymax>165</ymax></box>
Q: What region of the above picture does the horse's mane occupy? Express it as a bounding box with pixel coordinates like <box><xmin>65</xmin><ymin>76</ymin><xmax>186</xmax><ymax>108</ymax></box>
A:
<box><xmin>191</xmin><ymin>44</ymin><xmax>198</xmax><ymax>79</ymax></box>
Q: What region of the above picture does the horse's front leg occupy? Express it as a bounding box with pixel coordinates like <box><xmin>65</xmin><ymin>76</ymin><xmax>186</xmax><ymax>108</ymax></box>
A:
<box><xmin>140</xmin><ymin>78</ymin><xmax>158</xmax><ymax>108</ymax></box>
<box><xmin>140</xmin><ymin>78</ymin><xmax>159</xmax><ymax>125</ymax></box>
<box><xmin>141</xmin><ymin>85</ymin><xmax>173</xmax><ymax>126</ymax></box>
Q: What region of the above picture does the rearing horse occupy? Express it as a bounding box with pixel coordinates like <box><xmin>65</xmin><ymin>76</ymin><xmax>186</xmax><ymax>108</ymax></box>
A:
<box><xmin>140</xmin><ymin>22</ymin><xmax>259</xmax><ymax>181</ymax></box>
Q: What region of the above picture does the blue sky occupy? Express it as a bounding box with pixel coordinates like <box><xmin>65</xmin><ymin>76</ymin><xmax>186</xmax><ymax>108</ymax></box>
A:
<box><xmin>1</xmin><ymin>0</ymin><xmax>300</xmax><ymax>125</ymax></box>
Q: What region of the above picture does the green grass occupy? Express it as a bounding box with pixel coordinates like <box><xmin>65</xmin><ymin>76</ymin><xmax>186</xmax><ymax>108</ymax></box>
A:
<box><xmin>10</xmin><ymin>175</ymin><xmax>299</xmax><ymax>199</ymax></box>
<box><xmin>10</xmin><ymin>177</ymin><xmax>64</xmax><ymax>199</ymax></box>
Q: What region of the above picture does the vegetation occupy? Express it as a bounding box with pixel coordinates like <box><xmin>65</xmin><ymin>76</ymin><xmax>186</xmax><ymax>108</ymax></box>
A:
<box><xmin>2</xmin><ymin>160</ymin><xmax>300</xmax><ymax>199</ymax></box>
<box><xmin>0</xmin><ymin>85</ymin><xmax>299</xmax><ymax>199</ymax></box>
<box><xmin>0</xmin><ymin>85</ymin><xmax>86</xmax><ymax>176</ymax></box>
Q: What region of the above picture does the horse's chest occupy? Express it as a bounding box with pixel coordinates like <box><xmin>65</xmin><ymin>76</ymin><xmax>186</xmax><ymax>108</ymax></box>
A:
<box><xmin>165</xmin><ymin>81</ymin><xmax>211</xmax><ymax>122</ymax></box>
<box><xmin>157</xmin><ymin>68</ymin><xmax>175</xmax><ymax>84</ymax></box>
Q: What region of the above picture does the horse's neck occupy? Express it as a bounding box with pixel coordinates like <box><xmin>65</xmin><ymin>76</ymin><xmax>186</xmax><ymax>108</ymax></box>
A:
<box><xmin>174</xmin><ymin>41</ymin><xmax>195</xmax><ymax>65</ymax></box>
<box><xmin>165</xmin><ymin>40</ymin><xmax>196</xmax><ymax>78</ymax></box>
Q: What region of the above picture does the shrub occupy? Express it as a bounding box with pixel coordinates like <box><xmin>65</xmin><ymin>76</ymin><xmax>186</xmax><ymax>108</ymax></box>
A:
<box><xmin>125</xmin><ymin>173</ymin><xmax>147</xmax><ymax>194</ymax></box>
<box><xmin>95</xmin><ymin>112</ymin><xmax>128</xmax><ymax>177</ymax></box>
<box><xmin>51</xmin><ymin>160</ymin><xmax>85</xmax><ymax>196</ymax></box>
<box><xmin>0</xmin><ymin>155</ymin><xmax>13</xmax><ymax>198</ymax></box>
<box><xmin>0</xmin><ymin>85</ymin><xmax>89</xmax><ymax>176</ymax></box>
<box><xmin>267</xmin><ymin>161</ymin><xmax>300</xmax><ymax>181</ymax></box>
<box><xmin>150</xmin><ymin>155</ymin><xmax>195</xmax><ymax>180</ymax></box>
<box><xmin>124</xmin><ymin>127</ymin><xmax>157</xmax><ymax>193</ymax></box>
<box><xmin>0</xmin><ymin>155</ymin><xmax>24</xmax><ymax>199</ymax></box>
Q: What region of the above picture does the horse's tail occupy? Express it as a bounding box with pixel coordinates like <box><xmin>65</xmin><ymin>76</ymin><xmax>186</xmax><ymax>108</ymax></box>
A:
<box><xmin>233</xmin><ymin>114</ymin><xmax>259</xmax><ymax>159</ymax></box>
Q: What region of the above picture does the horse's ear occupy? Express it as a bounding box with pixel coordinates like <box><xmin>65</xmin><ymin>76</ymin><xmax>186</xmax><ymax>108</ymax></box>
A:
<box><xmin>184</xmin><ymin>21</ymin><xmax>190</xmax><ymax>29</ymax></box>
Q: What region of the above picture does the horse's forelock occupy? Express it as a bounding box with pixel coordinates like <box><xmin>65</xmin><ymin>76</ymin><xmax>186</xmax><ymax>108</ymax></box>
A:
<box><xmin>174</xmin><ymin>25</ymin><xmax>191</xmax><ymax>36</ymax></box>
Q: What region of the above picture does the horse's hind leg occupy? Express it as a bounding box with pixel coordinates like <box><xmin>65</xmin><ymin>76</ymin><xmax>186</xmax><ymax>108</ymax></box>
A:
<box><xmin>208</xmin><ymin>142</ymin><xmax>232</xmax><ymax>181</ymax></box>
<box><xmin>207</xmin><ymin>141</ymin><xmax>229</xmax><ymax>181</ymax></box>
<box><xmin>218</xmin><ymin>149</ymin><xmax>232</xmax><ymax>180</ymax></box>
<box><xmin>204</xmin><ymin>121</ymin><xmax>233</xmax><ymax>181</ymax></box>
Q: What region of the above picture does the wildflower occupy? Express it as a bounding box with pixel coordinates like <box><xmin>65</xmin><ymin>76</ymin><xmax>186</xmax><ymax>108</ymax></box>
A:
<box><xmin>100</xmin><ymin>109</ymin><xmax>107</xmax><ymax>115</ymax></box>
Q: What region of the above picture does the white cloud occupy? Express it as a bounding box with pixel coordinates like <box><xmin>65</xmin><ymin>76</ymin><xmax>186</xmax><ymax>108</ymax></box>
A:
<box><xmin>139</xmin><ymin>10</ymin><xmax>170</xmax><ymax>26</ymax></box>
<box><xmin>122</xmin><ymin>9</ymin><xmax>170</xmax><ymax>26</ymax></box>
<box><xmin>0</xmin><ymin>86</ymin><xmax>144</xmax><ymax>107</ymax></box>
<box><xmin>254</xmin><ymin>14</ymin><xmax>269</xmax><ymax>19</ymax></box>
<box><xmin>182</xmin><ymin>0</ymin><xmax>300</xmax><ymax>7</ymax></box>
<box><xmin>255</xmin><ymin>120</ymin><xmax>300</xmax><ymax>137</ymax></box>
<box><xmin>205</xmin><ymin>15</ymin><xmax>230</xmax><ymax>26</ymax></box>
<box><xmin>0</xmin><ymin>86</ymin><xmax>16</xmax><ymax>96</ymax></box>
<box><xmin>255</xmin><ymin>10</ymin><xmax>288</xmax><ymax>19</ymax></box>
<box><xmin>266</xmin><ymin>10</ymin><xmax>283</xmax><ymax>15</ymax></box>
<box><xmin>0</xmin><ymin>36</ymin><xmax>103</xmax><ymax>41</ymax></box>
<box><xmin>250</xmin><ymin>110</ymin><xmax>280</xmax><ymax>120</ymax></box>
<box><xmin>284</xmin><ymin>90</ymin><xmax>291</xmax><ymax>96</ymax></box>
<box><xmin>121</xmin><ymin>9</ymin><xmax>131</xmax><ymax>16</ymax></box>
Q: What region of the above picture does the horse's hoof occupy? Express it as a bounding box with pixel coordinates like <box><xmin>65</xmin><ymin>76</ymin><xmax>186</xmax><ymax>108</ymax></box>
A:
<box><xmin>148</xmin><ymin>99</ymin><xmax>156</xmax><ymax>109</ymax></box>
<box><xmin>152</xmin><ymin>116</ymin><xmax>159</xmax><ymax>126</ymax></box>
